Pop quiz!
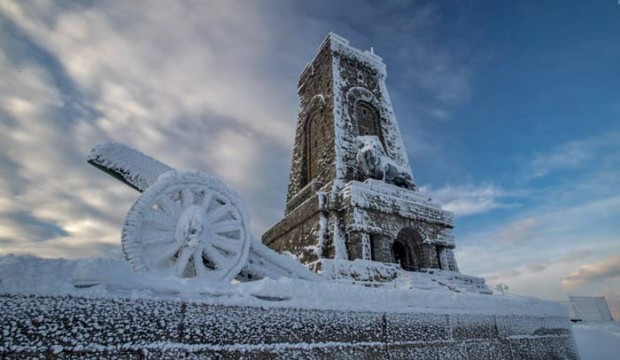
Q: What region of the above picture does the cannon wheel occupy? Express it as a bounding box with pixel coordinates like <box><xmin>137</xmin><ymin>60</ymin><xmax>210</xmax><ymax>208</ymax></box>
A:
<box><xmin>122</xmin><ymin>170</ymin><xmax>251</xmax><ymax>283</ymax></box>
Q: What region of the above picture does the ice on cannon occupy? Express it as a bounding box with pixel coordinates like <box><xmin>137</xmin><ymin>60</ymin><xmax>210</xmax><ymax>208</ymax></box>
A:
<box><xmin>87</xmin><ymin>141</ymin><xmax>322</xmax><ymax>286</ymax></box>
<box><xmin>88</xmin><ymin>141</ymin><xmax>174</xmax><ymax>192</ymax></box>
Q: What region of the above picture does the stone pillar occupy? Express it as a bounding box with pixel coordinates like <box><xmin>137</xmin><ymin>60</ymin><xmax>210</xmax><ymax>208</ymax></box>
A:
<box><xmin>346</xmin><ymin>231</ymin><xmax>364</xmax><ymax>260</ymax></box>
<box><xmin>437</xmin><ymin>247</ymin><xmax>450</xmax><ymax>271</ymax></box>
<box><xmin>421</xmin><ymin>244</ymin><xmax>439</xmax><ymax>269</ymax></box>
<box><xmin>360</xmin><ymin>233</ymin><xmax>371</xmax><ymax>260</ymax></box>
<box><xmin>371</xmin><ymin>234</ymin><xmax>392</xmax><ymax>263</ymax></box>
<box><xmin>445</xmin><ymin>249</ymin><xmax>459</xmax><ymax>272</ymax></box>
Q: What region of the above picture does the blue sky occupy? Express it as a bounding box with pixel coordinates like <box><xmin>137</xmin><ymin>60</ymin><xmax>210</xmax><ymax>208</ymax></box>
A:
<box><xmin>0</xmin><ymin>1</ymin><xmax>618</xmax><ymax>316</ymax></box>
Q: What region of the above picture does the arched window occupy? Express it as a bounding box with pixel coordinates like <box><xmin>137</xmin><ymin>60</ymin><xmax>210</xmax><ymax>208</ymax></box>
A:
<box><xmin>354</xmin><ymin>101</ymin><xmax>384</xmax><ymax>146</ymax></box>
<box><xmin>303</xmin><ymin>111</ymin><xmax>322</xmax><ymax>185</ymax></box>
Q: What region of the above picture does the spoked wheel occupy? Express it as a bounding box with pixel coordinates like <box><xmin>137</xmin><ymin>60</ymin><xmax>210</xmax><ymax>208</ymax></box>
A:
<box><xmin>122</xmin><ymin>171</ymin><xmax>251</xmax><ymax>283</ymax></box>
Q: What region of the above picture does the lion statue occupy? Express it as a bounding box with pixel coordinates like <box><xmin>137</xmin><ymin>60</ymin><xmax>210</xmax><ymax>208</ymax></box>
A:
<box><xmin>355</xmin><ymin>136</ymin><xmax>416</xmax><ymax>190</ymax></box>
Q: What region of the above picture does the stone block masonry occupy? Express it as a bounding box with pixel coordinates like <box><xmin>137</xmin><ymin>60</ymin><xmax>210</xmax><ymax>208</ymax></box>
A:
<box><xmin>1</xmin><ymin>294</ymin><xmax>579</xmax><ymax>359</ymax></box>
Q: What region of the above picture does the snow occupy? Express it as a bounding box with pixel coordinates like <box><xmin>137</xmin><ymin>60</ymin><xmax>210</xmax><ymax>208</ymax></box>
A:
<box><xmin>355</xmin><ymin>135</ymin><xmax>415</xmax><ymax>189</ymax></box>
<box><xmin>330</xmin><ymin>37</ymin><xmax>348</xmax><ymax>184</ymax></box>
<box><xmin>89</xmin><ymin>143</ymin><xmax>320</xmax><ymax>283</ymax></box>
<box><xmin>243</xmin><ymin>239</ymin><xmax>323</xmax><ymax>282</ymax></box>
<box><xmin>327</xmin><ymin>34</ymin><xmax>413</xmax><ymax>183</ymax></box>
<box><xmin>573</xmin><ymin>322</ymin><xmax>620</xmax><ymax>360</ymax></box>
<box><xmin>88</xmin><ymin>142</ymin><xmax>173</xmax><ymax>192</ymax></box>
<box><xmin>330</xmin><ymin>214</ymin><xmax>347</xmax><ymax>260</ymax></box>
<box><xmin>0</xmin><ymin>254</ymin><xmax>581</xmax><ymax>358</ymax></box>
<box><xmin>122</xmin><ymin>170</ymin><xmax>252</xmax><ymax>283</ymax></box>
<box><xmin>341</xmin><ymin>180</ymin><xmax>455</xmax><ymax>244</ymax></box>
<box><xmin>0</xmin><ymin>254</ymin><xmax>565</xmax><ymax>317</ymax></box>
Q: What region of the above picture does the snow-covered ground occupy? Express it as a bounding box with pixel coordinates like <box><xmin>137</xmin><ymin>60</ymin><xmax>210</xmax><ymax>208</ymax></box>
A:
<box><xmin>7</xmin><ymin>254</ymin><xmax>613</xmax><ymax>359</ymax></box>
<box><xmin>0</xmin><ymin>254</ymin><xmax>565</xmax><ymax>317</ymax></box>
<box><xmin>573</xmin><ymin>321</ymin><xmax>620</xmax><ymax>360</ymax></box>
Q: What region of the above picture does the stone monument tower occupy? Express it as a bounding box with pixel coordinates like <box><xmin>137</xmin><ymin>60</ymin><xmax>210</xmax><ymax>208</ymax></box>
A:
<box><xmin>263</xmin><ymin>33</ymin><xmax>459</xmax><ymax>277</ymax></box>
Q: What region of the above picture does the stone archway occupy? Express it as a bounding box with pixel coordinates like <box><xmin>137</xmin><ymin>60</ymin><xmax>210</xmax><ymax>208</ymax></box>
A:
<box><xmin>393</xmin><ymin>227</ymin><xmax>433</xmax><ymax>272</ymax></box>
<box><xmin>392</xmin><ymin>240</ymin><xmax>413</xmax><ymax>271</ymax></box>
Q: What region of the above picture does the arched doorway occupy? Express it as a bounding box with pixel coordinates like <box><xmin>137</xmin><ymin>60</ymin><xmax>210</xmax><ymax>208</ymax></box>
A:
<box><xmin>393</xmin><ymin>227</ymin><xmax>432</xmax><ymax>272</ymax></box>
<box><xmin>392</xmin><ymin>240</ymin><xmax>413</xmax><ymax>271</ymax></box>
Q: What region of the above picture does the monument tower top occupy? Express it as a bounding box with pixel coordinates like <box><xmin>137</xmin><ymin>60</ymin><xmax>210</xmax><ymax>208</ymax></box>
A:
<box><xmin>286</xmin><ymin>33</ymin><xmax>415</xmax><ymax>213</ymax></box>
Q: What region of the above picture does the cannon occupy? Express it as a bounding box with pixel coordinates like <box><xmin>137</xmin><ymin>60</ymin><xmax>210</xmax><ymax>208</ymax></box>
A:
<box><xmin>88</xmin><ymin>142</ymin><xmax>321</xmax><ymax>284</ymax></box>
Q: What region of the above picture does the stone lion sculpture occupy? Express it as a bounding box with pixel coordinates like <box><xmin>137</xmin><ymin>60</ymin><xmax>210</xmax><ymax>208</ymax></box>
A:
<box><xmin>355</xmin><ymin>136</ymin><xmax>416</xmax><ymax>190</ymax></box>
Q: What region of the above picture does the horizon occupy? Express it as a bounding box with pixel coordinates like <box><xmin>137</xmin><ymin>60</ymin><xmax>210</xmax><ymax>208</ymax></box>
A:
<box><xmin>0</xmin><ymin>1</ymin><xmax>618</xmax><ymax>318</ymax></box>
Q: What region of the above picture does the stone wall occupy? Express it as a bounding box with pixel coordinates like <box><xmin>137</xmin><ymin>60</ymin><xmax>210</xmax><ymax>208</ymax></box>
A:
<box><xmin>0</xmin><ymin>294</ymin><xmax>579</xmax><ymax>359</ymax></box>
<box><xmin>286</xmin><ymin>38</ymin><xmax>336</xmax><ymax>210</ymax></box>
<box><xmin>265</xmin><ymin>179</ymin><xmax>462</xmax><ymax>272</ymax></box>
<box><xmin>339</xmin><ymin>180</ymin><xmax>458</xmax><ymax>271</ymax></box>
<box><xmin>263</xmin><ymin>191</ymin><xmax>325</xmax><ymax>264</ymax></box>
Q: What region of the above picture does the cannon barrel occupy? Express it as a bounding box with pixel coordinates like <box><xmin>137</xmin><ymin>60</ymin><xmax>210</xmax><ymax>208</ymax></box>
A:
<box><xmin>88</xmin><ymin>142</ymin><xmax>174</xmax><ymax>192</ymax></box>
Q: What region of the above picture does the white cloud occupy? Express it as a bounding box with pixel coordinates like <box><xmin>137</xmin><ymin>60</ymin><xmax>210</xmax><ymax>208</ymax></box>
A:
<box><xmin>1</xmin><ymin>0</ymin><xmax>474</xmax><ymax>260</ymax></box>
<box><xmin>420</xmin><ymin>183</ymin><xmax>520</xmax><ymax>217</ymax></box>
<box><xmin>454</xmin><ymin>132</ymin><xmax>620</xmax><ymax>307</ymax></box>
<box><xmin>0</xmin><ymin>0</ymin><xmax>301</xmax><ymax>257</ymax></box>
<box><xmin>456</xmin><ymin>179</ymin><xmax>620</xmax><ymax>309</ymax></box>
<box><xmin>562</xmin><ymin>256</ymin><xmax>620</xmax><ymax>320</ymax></box>
<box><xmin>563</xmin><ymin>255</ymin><xmax>620</xmax><ymax>288</ymax></box>
<box><xmin>527</xmin><ymin>132</ymin><xmax>620</xmax><ymax>179</ymax></box>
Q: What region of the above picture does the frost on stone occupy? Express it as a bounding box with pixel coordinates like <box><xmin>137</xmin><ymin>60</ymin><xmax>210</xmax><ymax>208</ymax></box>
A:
<box><xmin>330</xmin><ymin>214</ymin><xmax>347</xmax><ymax>260</ymax></box>
<box><xmin>320</xmin><ymin>259</ymin><xmax>401</xmax><ymax>283</ymax></box>
<box><xmin>328</xmin><ymin>36</ymin><xmax>414</xmax><ymax>189</ymax></box>
<box><xmin>0</xmin><ymin>254</ymin><xmax>568</xmax><ymax>317</ymax></box>
<box><xmin>341</xmin><ymin>179</ymin><xmax>454</xmax><ymax>229</ymax></box>
<box><xmin>241</xmin><ymin>240</ymin><xmax>323</xmax><ymax>282</ymax></box>
<box><xmin>315</xmin><ymin>191</ymin><xmax>328</xmax><ymax>258</ymax></box>
<box><xmin>355</xmin><ymin>135</ymin><xmax>416</xmax><ymax>190</ymax></box>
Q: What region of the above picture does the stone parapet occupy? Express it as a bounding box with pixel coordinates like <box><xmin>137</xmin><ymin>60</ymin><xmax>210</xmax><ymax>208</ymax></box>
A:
<box><xmin>1</xmin><ymin>294</ymin><xmax>579</xmax><ymax>359</ymax></box>
<box><xmin>340</xmin><ymin>180</ymin><xmax>454</xmax><ymax>228</ymax></box>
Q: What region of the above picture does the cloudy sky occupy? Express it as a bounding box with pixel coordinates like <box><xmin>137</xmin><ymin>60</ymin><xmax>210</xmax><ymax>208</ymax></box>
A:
<box><xmin>1</xmin><ymin>1</ymin><xmax>618</xmax><ymax>316</ymax></box>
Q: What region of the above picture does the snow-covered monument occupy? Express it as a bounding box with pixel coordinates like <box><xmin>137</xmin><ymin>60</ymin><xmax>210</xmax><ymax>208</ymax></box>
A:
<box><xmin>264</xmin><ymin>33</ymin><xmax>460</xmax><ymax>278</ymax></box>
<box><xmin>0</xmin><ymin>33</ymin><xmax>580</xmax><ymax>359</ymax></box>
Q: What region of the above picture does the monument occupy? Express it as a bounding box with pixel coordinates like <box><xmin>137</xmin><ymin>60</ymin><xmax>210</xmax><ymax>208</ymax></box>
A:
<box><xmin>0</xmin><ymin>33</ymin><xmax>580</xmax><ymax>359</ymax></box>
<box><xmin>263</xmin><ymin>33</ymin><xmax>471</xmax><ymax>286</ymax></box>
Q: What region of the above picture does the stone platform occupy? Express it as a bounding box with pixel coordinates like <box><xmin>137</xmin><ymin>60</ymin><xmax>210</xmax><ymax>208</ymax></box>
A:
<box><xmin>1</xmin><ymin>294</ymin><xmax>579</xmax><ymax>359</ymax></box>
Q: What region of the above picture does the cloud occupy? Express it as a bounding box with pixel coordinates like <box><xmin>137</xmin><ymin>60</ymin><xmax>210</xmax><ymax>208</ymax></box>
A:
<box><xmin>420</xmin><ymin>183</ymin><xmax>520</xmax><ymax>217</ymax></box>
<box><xmin>495</xmin><ymin>217</ymin><xmax>539</xmax><ymax>244</ymax></box>
<box><xmin>0</xmin><ymin>0</ymin><xmax>300</xmax><ymax>258</ymax></box>
<box><xmin>562</xmin><ymin>256</ymin><xmax>620</xmax><ymax>288</ymax></box>
<box><xmin>562</xmin><ymin>255</ymin><xmax>620</xmax><ymax>320</ymax></box>
<box><xmin>491</xmin><ymin>249</ymin><xmax>594</xmax><ymax>281</ymax></box>
<box><xmin>456</xmin><ymin>133</ymin><xmax>620</xmax><ymax>301</ymax></box>
<box><xmin>0</xmin><ymin>1</ymin><xmax>476</xmax><ymax>260</ymax></box>
<box><xmin>458</xmin><ymin>179</ymin><xmax>620</xmax><ymax>255</ymax></box>
<box><xmin>454</xmin><ymin>173</ymin><xmax>620</xmax><ymax>303</ymax></box>
<box><xmin>527</xmin><ymin>132</ymin><xmax>620</xmax><ymax>179</ymax></box>
<box><xmin>466</xmin><ymin>248</ymin><xmax>597</xmax><ymax>302</ymax></box>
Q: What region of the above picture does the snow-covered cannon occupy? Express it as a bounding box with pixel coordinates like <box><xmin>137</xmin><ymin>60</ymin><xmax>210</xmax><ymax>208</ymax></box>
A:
<box><xmin>88</xmin><ymin>142</ymin><xmax>320</xmax><ymax>284</ymax></box>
